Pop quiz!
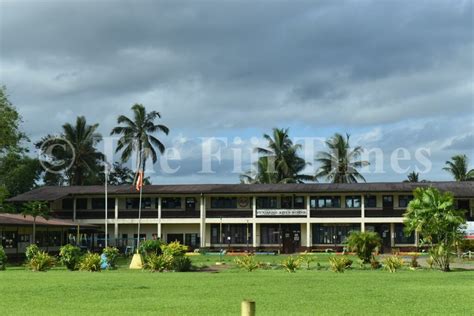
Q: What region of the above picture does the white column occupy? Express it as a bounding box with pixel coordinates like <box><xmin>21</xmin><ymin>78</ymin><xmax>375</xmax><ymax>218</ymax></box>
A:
<box><xmin>200</xmin><ymin>195</ymin><xmax>206</xmax><ymax>248</ymax></box>
<box><xmin>157</xmin><ymin>197</ymin><xmax>162</xmax><ymax>239</ymax></box>
<box><xmin>306</xmin><ymin>195</ymin><xmax>311</xmax><ymax>248</ymax></box>
<box><xmin>360</xmin><ymin>195</ymin><xmax>365</xmax><ymax>232</ymax></box>
<box><xmin>114</xmin><ymin>223</ymin><xmax>119</xmax><ymax>241</ymax></box>
<box><xmin>390</xmin><ymin>223</ymin><xmax>395</xmax><ymax>247</ymax></box>
<box><xmin>73</xmin><ymin>198</ymin><xmax>77</xmax><ymax>221</ymax></box>
<box><xmin>114</xmin><ymin>197</ymin><xmax>118</xmax><ymax>220</ymax></box>
<box><xmin>252</xmin><ymin>196</ymin><xmax>257</xmax><ymax>248</ymax></box>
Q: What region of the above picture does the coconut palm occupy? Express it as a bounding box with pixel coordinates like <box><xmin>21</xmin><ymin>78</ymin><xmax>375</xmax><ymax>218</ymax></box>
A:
<box><xmin>241</xmin><ymin>128</ymin><xmax>313</xmax><ymax>183</ymax></box>
<box><xmin>315</xmin><ymin>133</ymin><xmax>369</xmax><ymax>183</ymax></box>
<box><xmin>347</xmin><ymin>231</ymin><xmax>381</xmax><ymax>263</ymax></box>
<box><xmin>35</xmin><ymin>116</ymin><xmax>103</xmax><ymax>185</ymax></box>
<box><xmin>21</xmin><ymin>201</ymin><xmax>50</xmax><ymax>244</ymax></box>
<box><xmin>111</xmin><ymin>104</ymin><xmax>169</xmax><ymax>174</ymax></box>
<box><xmin>443</xmin><ymin>154</ymin><xmax>474</xmax><ymax>181</ymax></box>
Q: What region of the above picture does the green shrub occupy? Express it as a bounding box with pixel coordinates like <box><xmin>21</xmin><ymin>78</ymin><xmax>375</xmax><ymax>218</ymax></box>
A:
<box><xmin>282</xmin><ymin>256</ymin><xmax>301</xmax><ymax>273</ymax></box>
<box><xmin>59</xmin><ymin>244</ymin><xmax>82</xmax><ymax>271</ymax></box>
<box><xmin>145</xmin><ymin>253</ymin><xmax>173</xmax><ymax>272</ymax></box>
<box><xmin>459</xmin><ymin>239</ymin><xmax>474</xmax><ymax>252</ymax></box>
<box><xmin>25</xmin><ymin>244</ymin><xmax>40</xmax><ymax>262</ymax></box>
<box><xmin>383</xmin><ymin>256</ymin><xmax>404</xmax><ymax>273</ymax></box>
<box><xmin>235</xmin><ymin>254</ymin><xmax>261</xmax><ymax>272</ymax></box>
<box><xmin>410</xmin><ymin>254</ymin><xmax>419</xmax><ymax>268</ymax></box>
<box><xmin>27</xmin><ymin>251</ymin><xmax>55</xmax><ymax>272</ymax></box>
<box><xmin>162</xmin><ymin>241</ymin><xmax>188</xmax><ymax>257</ymax></box>
<box><xmin>370</xmin><ymin>257</ymin><xmax>381</xmax><ymax>270</ymax></box>
<box><xmin>298</xmin><ymin>251</ymin><xmax>316</xmax><ymax>270</ymax></box>
<box><xmin>172</xmin><ymin>256</ymin><xmax>193</xmax><ymax>272</ymax></box>
<box><xmin>0</xmin><ymin>245</ymin><xmax>6</xmax><ymax>270</ymax></box>
<box><xmin>102</xmin><ymin>246</ymin><xmax>120</xmax><ymax>269</ymax></box>
<box><xmin>329</xmin><ymin>256</ymin><xmax>351</xmax><ymax>273</ymax></box>
<box><xmin>427</xmin><ymin>256</ymin><xmax>434</xmax><ymax>269</ymax></box>
<box><xmin>347</xmin><ymin>231</ymin><xmax>382</xmax><ymax>263</ymax></box>
<box><xmin>79</xmin><ymin>252</ymin><xmax>101</xmax><ymax>272</ymax></box>
<box><xmin>139</xmin><ymin>239</ymin><xmax>164</xmax><ymax>256</ymax></box>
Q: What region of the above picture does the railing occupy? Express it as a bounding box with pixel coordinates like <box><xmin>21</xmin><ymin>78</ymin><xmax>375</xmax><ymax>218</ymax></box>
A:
<box><xmin>365</xmin><ymin>209</ymin><xmax>405</xmax><ymax>217</ymax></box>
<box><xmin>310</xmin><ymin>209</ymin><xmax>361</xmax><ymax>218</ymax></box>
<box><xmin>161</xmin><ymin>210</ymin><xmax>200</xmax><ymax>218</ymax></box>
<box><xmin>206</xmin><ymin>210</ymin><xmax>252</xmax><ymax>218</ymax></box>
<box><xmin>117</xmin><ymin>210</ymin><xmax>157</xmax><ymax>219</ymax></box>
<box><xmin>76</xmin><ymin>211</ymin><xmax>115</xmax><ymax>219</ymax></box>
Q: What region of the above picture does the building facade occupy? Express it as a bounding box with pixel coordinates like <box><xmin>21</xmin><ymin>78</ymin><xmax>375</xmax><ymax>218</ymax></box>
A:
<box><xmin>8</xmin><ymin>182</ymin><xmax>474</xmax><ymax>253</ymax></box>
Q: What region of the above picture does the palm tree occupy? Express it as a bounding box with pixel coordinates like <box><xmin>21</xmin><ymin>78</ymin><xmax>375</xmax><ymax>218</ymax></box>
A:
<box><xmin>347</xmin><ymin>231</ymin><xmax>381</xmax><ymax>263</ymax></box>
<box><xmin>315</xmin><ymin>133</ymin><xmax>369</xmax><ymax>183</ymax></box>
<box><xmin>405</xmin><ymin>171</ymin><xmax>419</xmax><ymax>183</ymax></box>
<box><xmin>443</xmin><ymin>154</ymin><xmax>474</xmax><ymax>181</ymax></box>
<box><xmin>21</xmin><ymin>201</ymin><xmax>50</xmax><ymax>244</ymax></box>
<box><xmin>111</xmin><ymin>104</ymin><xmax>169</xmax><ymax>175</ymax></box>
<box><xmin>35</xmin><ymin>117</ymin><xmax>103</xmax><ymax>185</ymax></box>
<box><xmin>242</xmin><ymin>128</ymin><xmax>312</xmax><ymax>184</ymax></box>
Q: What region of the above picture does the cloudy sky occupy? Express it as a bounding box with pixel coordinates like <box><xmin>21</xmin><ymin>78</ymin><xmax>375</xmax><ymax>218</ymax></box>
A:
<box><xmin>1</xmin><ymin>0</ymin><xmax>473</xmax><ymax>184</ymax></box>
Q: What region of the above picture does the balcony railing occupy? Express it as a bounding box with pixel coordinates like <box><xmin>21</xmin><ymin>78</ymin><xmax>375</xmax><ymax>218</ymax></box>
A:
<box><xmin>117</xmin><ymin>210</ymin><xmax>157</xmax><ymax>219</ymax></box>
<box><xmin>76</xmin><ymin>211</ymin><xmax>115</xmax><ymax>219</ymax></box>
<box><xmin>206</xmin><ymin>210</ymin><xmax>252</xmax><ymax>218</ymax></box>
<box><xmin>161</xmin><ymin>210</ymin><xmax>200</xmax><ymax>218</ymax></box>
<box><xmin>365</xmin><ymin>209</ymin><xmax>405</xmax><ymax>217</ymax></box>
<box><xmin>310</xmin><ymin>209</ymin><xmax>361</xmax><ymax>218</ymax></box>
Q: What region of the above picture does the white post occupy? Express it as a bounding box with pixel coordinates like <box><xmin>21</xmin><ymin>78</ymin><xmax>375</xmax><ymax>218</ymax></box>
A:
<box><xmin>105</xmin><ymin>168</ymin><xmax>108</xmax><ymax>248</ymax></box>
<box><xmin>306</xmin><ymin>195</ymin><xmax>311</xmax><ymax>248</ymax></box>
<box><xmin>200</xmin><ymin>194</ymin><xmax>206</xmax><ymax>248</ymax></box>
<box><xmin>157</xmin><ymin>197</ymin><xmax>162</xmax><ymax>239</ymax></box>
<box><xmin>73</xmin><ymin>198</ymin><xmax>77</xmax><ymax>222</ymax></box>
<box><xmin>252</xmin><ymin>196</ymin><xmax>257</xmax><ymax>248</ymax></box>
<box><xmin>137</xmin><ymin>183</ymin><xmax>143</xmax><ymax>250</ymax></box>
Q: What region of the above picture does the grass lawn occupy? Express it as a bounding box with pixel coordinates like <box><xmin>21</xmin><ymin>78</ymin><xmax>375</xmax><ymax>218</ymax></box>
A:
<box><xmin>1</xmin><ymin>255</ymin><xmax>473</xmax><ymax>315</ymax></box>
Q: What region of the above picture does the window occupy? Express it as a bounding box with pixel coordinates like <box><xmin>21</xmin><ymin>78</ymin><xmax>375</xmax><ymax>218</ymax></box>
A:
<box><xmin>398</xmin><ymin>195</ymin><xmax>413</xmax><ymax>208</ymax></box>
<box><xmin>345</xmin><ymin>196</ymin><xmax>361</xmax><ymax>208</ymax></box>
<box><xmin>256</xmin><ymin>197</ymin><xmax>277</xmax><ymax>209</ymax></box>
<box><xmin>161</xmin><ymin>197</ymin><xmax>181</xmax><ymax>209</ymax></box>
<box><xmin>294</xmin><ymin>196</ymin><xmax>305</xmax><ymax>208</ymax></box>
<box><xmin>184</xmin><ymin>233</ymin><xmax>200</xmax><ymax>248</ymax></box>
<box><xmin>76</xmin><ymin>198</ymin><xmax>88</xmax><ymax>210</ymax></box>
<box><xmin>365</xmin><ymin>195</ymin><xmax>377</xmax><ymax>208</ymax></box>
<box><xmin>211</xmin><ymin>197</ymin><xmax>237</xmax><ymax>209</ymax></box>
<box><xmin>457</xmin><ymin>199</ymin><xmax>470</xmax><ymax>210</ymax></box>
<box><xmin>126</xmin><ymin>198</ymin><xmax>152</xmax><ymax>209</ymax></box>
<box><xmin>312</xmin><ymin>224</ymin><xmax>360</xmax><ymax>244</ymax></box>
<box><xmin>383</xmin><ymin>195</ymin><xmax>393</xmax><ymax>208</ymax></box>
<box><xmin>185</xmin><ymin>197</ymin><xmax>196</xmax><ymax>211</ymax></box>
<box><xmin>210</xmin><ymin>224</ymin><xmax>252</xmax><ymax>244</ymax></box>
<box><xmin>394</xmin><ymin>224</ymin><xmax>415</xmax><ymax>244</ymax></box>
<box><xmin>62</xmin><ymin>198</ymin><xmax>74</xmax><ymax>210</ymax></box>
<box><xmin>91</xmin><ymin>198</ymin><xmax>115</xmax><ymax>209</ymax></box>
<box><xmin>260</xmin><ymin>224</ymin><xmax>281</xmax><ymax>244</ymax></box>
<box><xmin>281</xmin><ymin>196</ymin><xmax>293</xmax><ymax>208</ymax></box>
<box><xmin>310</xmin><ymin>196</ymin><xmax>341</xmax><ymax>208</ymax></box>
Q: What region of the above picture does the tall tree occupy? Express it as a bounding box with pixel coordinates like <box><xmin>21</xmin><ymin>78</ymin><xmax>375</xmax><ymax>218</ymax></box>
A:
<box><xmin>0</xmin><ymin>86</ymin><xmax>26</xmax><ymax>155</ymax></box>
<box><xmin>315</xmin><ymin>133</ymin><xmax>369</xmax><ymax>183</ymax></box>
<box><xmin>443</xmin><ymin>154</ymin><xmax>474</xmax><ymax>181</ymax></box>
<box><xmin>404</xmin><ymin>187</ymin><xmax>466</xmax><ymax>272</ymax></box>
<box><xmin>35</xmin><ymin>117</ymin><xmax>104</xmax><ymax>185</ymax></box>
<box><xmin>110</xmin><ymin>103</ymin><xmax>169</xmax><ymax>175</ymax></box>
<box><xmin>241</xmin><ymin>128</ymin><xmax>312</xmax><ymax>184</ymax></box>
<box><xmin>21</xmin><ymin>201</ymin><xmax>51</xmax><ymax>244</ymax></box>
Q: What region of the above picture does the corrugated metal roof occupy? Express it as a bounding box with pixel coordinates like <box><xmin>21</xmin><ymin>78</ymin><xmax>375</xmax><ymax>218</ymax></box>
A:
<box><xmin>6</xmin><ymin>181</ymin><xmax>474</xmax><ymax>202</ymax></box>
<box><xmin>0</xmin><ymin>213</ymin><xmax>94</xmax><ymax>227</ymax></box>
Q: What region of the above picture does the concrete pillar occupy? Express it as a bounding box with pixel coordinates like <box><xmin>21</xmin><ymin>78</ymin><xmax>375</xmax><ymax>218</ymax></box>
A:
<box><xmin>114</xmin><ymin>197</ymin><xmax>118</xmax><ymax>219</ymax></box>
<box><xmin>360</xmin><ymin>195</ymin><xmax>365</xmax><ymax>232</ymax></box>
<box><xmin>114</xmin><ymin>223</ymin><xmax>119</xmax><ymax>246</ymax></box>
<box><xmin>73</xmin><ymin>198</ymin><xmax>77</xmax><ymax>222</ymax></box>
<box><xmin>306</xmin><ymin>195</ymin><xmax>311</xmax><ymax>248</ymax></box>
<box><xmin>200</xmin><ymin>195</ymin><xmax>206</xmax><ymax>248</ymax></box>
<box><xmin>157</xmin><ymin>197</ymin><xmax>162</xmax><ymax>239</ymax></box>
<box><xmin>390</xmin><ymin>223</ymin><xmax>395</xmax><ymax>247</ymax></box>
<box><xmin>252</xmin><ymin>196</ymin><xmax>257</xmax><ymax>248</ymax></box>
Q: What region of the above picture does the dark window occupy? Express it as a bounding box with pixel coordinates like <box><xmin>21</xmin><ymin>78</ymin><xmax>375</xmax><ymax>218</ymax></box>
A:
<box><xmin>310</xmin><ymin>196</ymin><xmax>341</xmax><ymax>208</ymax></box>
<box><xmin>126</xmin><ymin>198</ymin><xmax>152</xmax><ymax>209</ymax></box>
<box><xmin>1</xmin><ymin>231</ymin><xmax>17</xmax><ymax>249</ymax></box>
<box><xmin>185</xmin><ymin>197</ymin><xmax>196</xmax><ymax>211</ymax></box>
<box><xmin>76</xmin><ymin>198</ymin><xmax>88</xmax><ymax>210</ymax></box>
<box><xmin>398</xmin><ymin>195</ymin><xmax>414</xmax><ymax>208</ymax></box>
<box><xmin>394</xmin><ymin>224</ymin><xmax>415</xmax><ymax>244</ymax></box>
<box><xmin>210</xmin><ymin>224</ymin><xmax>252</xmax><ymax>244</ymax></box>
<box><xmin>281</xmin><ymin>196</ymin><xmax>293</xmax><ymax>208</ymax></box>
<box><xmin>167</xmin><ymin>233</ymin><xmax>184</xmax><ymax>244</ymax></box>
<box><xmin>457</xmin><ymin>199</ymin><xmax>470</xmax><ymax>210</ymax></box>
<box><xmin>260</xmin><ymin>224</ymin><xmax>281</xmax><ymax>244</ymax></box>
<box><xmin>345</xmin><ymin>196</ymin><xmax>361</xmax><ymax>208</ymax></box>
<box><xmin>91</xmin><ymin>198</ymin><xmax>115</xmax><ymax>209</ymax></box>
<box><xmin>256</xmin><ymin>197</ymin><xmax>277</xmax><ymax>209</ymax></box>
<box><xmin>161</xmin><ymin>197</ymin><xmax>182</xmax><ymax>209</ymax></box>
<box><xmin>365</xmin><ymin>195</ymin><xmax>377</xmax><ymax>208</ymax></box>
<box><xmin>294</xmin><ymin>196</ymin><xmax>305</xmax><ymax>208</ymax></box>
<box><xmin>62</xmin><ymin>198</ymin><xmax>74</xmax><ymax>210</ymax></box>
<box><xmin>312</xmin><ymin>224</ymin><xmax>360</xmax><ymax>244</ymax></box>
<box><xmin>383</xmin><ymin>195</ymin><xmax>393</xmax><ymax>208</ymax></box>
<box><xmin>211</xmin><ymin>197</ymin><xmax>237</xmax><ymax>209</ymax></box>
<box><xmin>184</xmin><ymin>233</ymin><xmax>200</xmax><ymax>248</ymax></box>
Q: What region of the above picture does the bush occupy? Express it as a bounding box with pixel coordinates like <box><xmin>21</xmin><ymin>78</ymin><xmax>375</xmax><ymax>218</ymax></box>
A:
<box><xmin>59</xmin><ymin>244</ymin><xmax>82</xmax><ymax>271</ymax></box>
<box><xmin>427</xmin><ymin>256</ymin><xmax>434</xmax><ymax>269</ymax></box>
<box><xmin>162</xmin><ymin>241</ymin><xmax>188</xmax><ymax>257</ymax></box>
<box><xmin>25</xmin><ymin>244</ymin><xmax>40</xmax><ymax>262</ymax></box>
<box><xmin>459</xmin><ymin>239</ymin><xmax>474</xmax><ymax>252</ymax></box>
<box><xmin>347</xmin><ymin>231</ymin><xmax>382</xmax><ymax>263</ymax></box>
<box><xmin>172</xmin><ymin>256</ymin><xmax>193</xmax><ymax>272</ymax></box>
<box><xmin>410</xmin><ymin>254</ymin><xmax>419</xmax><ymax>268</ymax></box>
<box><xmin>27</xmin><ymin>251</ymin><xmax>55</xmax><ymax>272</ymax></box>
<box><xmin>145</xmin><ymin>253</ymin><xmax>173</xmax><ymax>272</ymax></box>
<box><xmin>0</xmin><ymin>245</ymin><xmax>6</xmax><ymax>270</ymax></box>
<box><xmin>383</xmin><ymin>256</ymin><xmax>404</xmax><ymax>273</ymax></box>
<box><xmin>370</xmin><ymin>257</ymin><xmax>381</xmax><ymax>270</ymax></box>
<box><xmin>79</xmin><ymin>252</ymin><xmax>101</xmax><ymax>272</ymax></box>
<box><xmin>102</xmin><ymin>246</ymin><xmax>120</xmax><ymax>269</ymax></box>
<box><xmin>139</xmin><ymin>239</ymin><xmax>164</xmax><ymax>256</ymax></box>
<box><xmin>282</xmin><ymin>256</ymin><xmax>301</xmax><ymax>273</ymax></box>
<box><xmin>235</xmin><ymin>254</ymin><xmax>261</xmax><ymax>272</ymax></box>
<box><xmin>329</xmin><ymin>256</ymin><xmax>351</xmax><ymax>273</ymax></box>
<box><xmin>298</xmin><ymin>251</ymin><xmax>316</xmax><ymax>270</ymax></box>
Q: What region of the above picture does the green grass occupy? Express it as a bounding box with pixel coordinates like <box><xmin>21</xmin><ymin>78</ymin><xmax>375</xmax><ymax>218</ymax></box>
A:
<box><xmin>1</xmin><ymin>255</ymin><xmax>473</xmax><ymax>315</ymax></box>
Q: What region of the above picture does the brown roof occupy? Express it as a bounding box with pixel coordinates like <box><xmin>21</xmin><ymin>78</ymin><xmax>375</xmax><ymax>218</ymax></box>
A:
<box><xmin>0</xmin><ymin>213</ymin><xmax>95</xmax><ymax>227</ymax></box>
<box><xmin>7</xmin><ymin>181</ymin><xmax>474</xmax><ymax>202</ymax></box>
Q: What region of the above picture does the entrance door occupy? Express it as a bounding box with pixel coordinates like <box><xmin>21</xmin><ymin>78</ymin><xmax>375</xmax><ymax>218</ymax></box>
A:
<box><xmin>281</xmin><ymin>224</ymin><xmax>301</xmax><ymax>254</ymax></box>
<box><xmin>369</xmin><ymin>224</ymin><xmax>391</xmax><ymax>253</ymax></box>
<box><xmin>167</xmin><ymin>233</ymin><xmax>184</xmax><ymax>244</ymax></box>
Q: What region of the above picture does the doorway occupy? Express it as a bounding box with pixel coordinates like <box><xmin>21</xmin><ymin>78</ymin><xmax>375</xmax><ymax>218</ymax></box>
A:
<box><xmin>281</xmin><ymin>224</ymin><xmax>301</xmax><ymax>254</ymax></box>
<box><xmin>367</xmin><ymin>224</ymin><xmax>391</xmax><ymax>253</ymax></box>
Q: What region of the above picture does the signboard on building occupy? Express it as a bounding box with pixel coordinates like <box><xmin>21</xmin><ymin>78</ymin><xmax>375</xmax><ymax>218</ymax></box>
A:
<box><xmin>257</xmin><ymin>209</ymin><xmax>307</xmax><ymax>216</ymax></box>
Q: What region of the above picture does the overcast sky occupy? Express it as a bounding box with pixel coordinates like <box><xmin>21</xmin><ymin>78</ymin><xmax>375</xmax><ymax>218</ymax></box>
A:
<box><xmin>1</xmin><ymin>0</ymin><xmax>473</xmax><ymax>184</ymax></box>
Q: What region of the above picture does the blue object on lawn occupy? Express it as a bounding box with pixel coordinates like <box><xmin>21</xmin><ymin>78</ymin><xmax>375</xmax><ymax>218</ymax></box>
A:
<box><xmin>100</xmin><ymin>253</ymin><xmax>110</xmax><ymax>270</ymax></box>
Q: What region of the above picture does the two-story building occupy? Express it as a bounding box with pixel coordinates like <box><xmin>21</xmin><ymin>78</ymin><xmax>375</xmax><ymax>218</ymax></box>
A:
<box><xmin>6</xmin><ymin>181</ymin><xmax>474</xmax><ymax>253</ymax></box>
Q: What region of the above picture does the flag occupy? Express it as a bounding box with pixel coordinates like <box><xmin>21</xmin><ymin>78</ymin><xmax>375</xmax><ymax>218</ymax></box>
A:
<box><xmin>135</xmin><ymin>170</ymin><xmax>144</xmax><ymax>191</ymax></box>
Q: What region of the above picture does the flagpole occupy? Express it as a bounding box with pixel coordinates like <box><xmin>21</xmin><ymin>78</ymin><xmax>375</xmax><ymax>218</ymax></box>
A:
<box><xmin>137</xmin><ymin>172</ymin><xmax>143</xmax><ymax>251</ymax></box>
<box><xmin>105</xmin><ymin>166</ymin><xmax>108</xmax><ymax>248</ymax></box>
